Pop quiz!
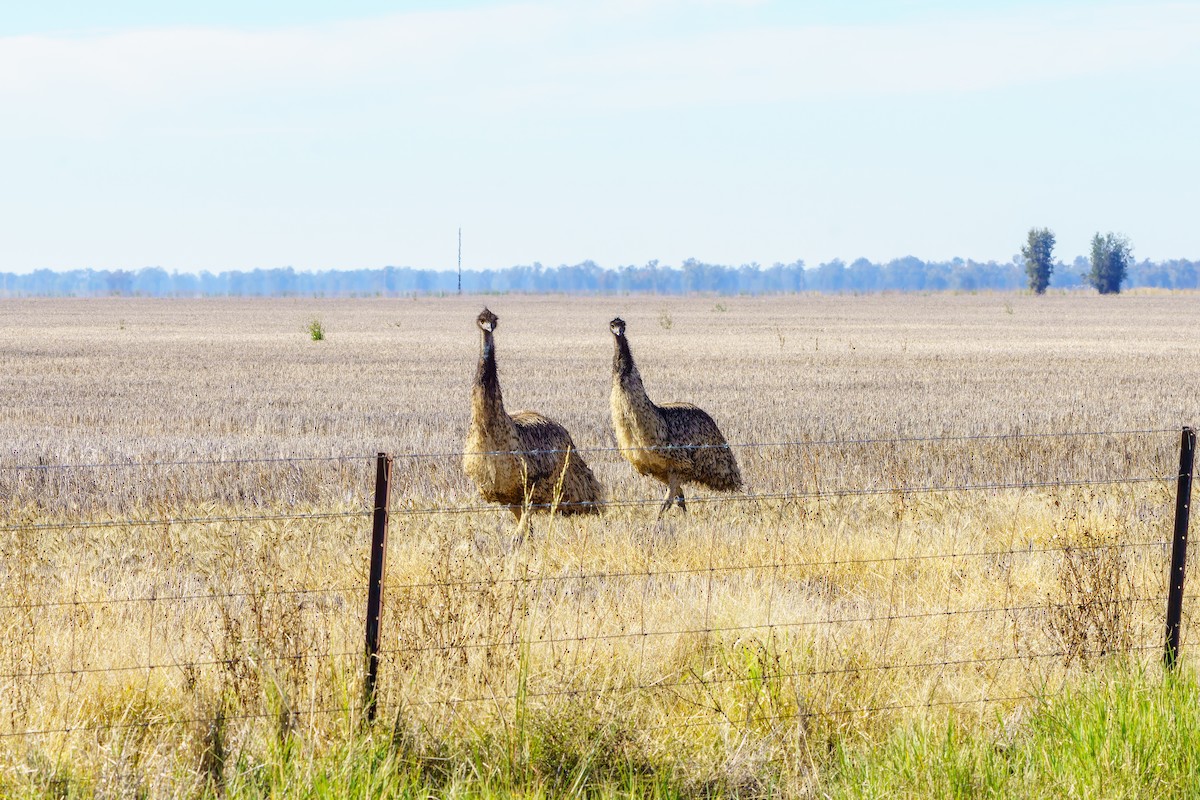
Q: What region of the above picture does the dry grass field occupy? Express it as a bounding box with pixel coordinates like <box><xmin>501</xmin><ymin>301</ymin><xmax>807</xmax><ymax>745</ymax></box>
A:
<box><xmin>1</xmin><ymin>291</ymin><xmax>1198</xmax><ymax>797</ymax></box>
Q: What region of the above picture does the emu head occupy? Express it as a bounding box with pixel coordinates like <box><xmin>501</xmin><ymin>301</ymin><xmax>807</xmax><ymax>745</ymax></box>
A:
<box><xmin>609</xmin><ymin>317</ymin><xmax>626</xmax><ymax>337</ymax></box>
<box><xmin>477</xmin><ymin>308</ymin><xmax>498</xmax><ymax>333</ymax></box>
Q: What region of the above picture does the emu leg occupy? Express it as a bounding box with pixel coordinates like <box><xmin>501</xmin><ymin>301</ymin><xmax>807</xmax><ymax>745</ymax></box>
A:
<box><xmin>657</xmin><ymin>475</ymin><xmax>683</xmax><ymax>520</ymax></box>
<box><xmin>669</xmin><ymin>475</ymin><xmax>686</xmax><ymax>513</ymax></box>
<box><xmin>656</xmin><ymin>486</ymin><xmax>675</xmax><ymax>519</ymax></box>
<box><xmin>508</xmin><ymin>503</ymin><xmax>533</xmax><ymax>540</ymax></box>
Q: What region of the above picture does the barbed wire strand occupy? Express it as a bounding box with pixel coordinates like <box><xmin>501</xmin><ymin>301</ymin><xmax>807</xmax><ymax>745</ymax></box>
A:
<box><xmin>377</xmin><ymin>644</ymin><xmax>1163</xmax><ymax>712</ymax></box>
<box><xmin>0</xmin><ymin>582</ymin><xmax>366</xmax><ymax>613</ymax></box>
<box><xmin>404</xmin><ymin>427</ymin><xmax>1181</xmax><ymax>461</ymax></box>
<box><xmin>0</xmin><ymin>703</ymin><xmax>355</xmax><ymax>740</ymax></box>
<box><xmin>0</xmin><ymin>508</ymin><xmax>372</xmax><ymax>534</ymax></box>
<box><xmin>383</xmin><ymin>474</ymin><xmax>1171</xmax><ymax>519</ymax></box>
<box><xmin>0</xmin><ymin>538</ymin><xmax>1171</xmax><ymax>614</ymax></box>
<box><xmin>0</xmin><ymin>648</ymin><xmax>364</xmax><ymax>683</ymax></box>
<box><xmin>0</xmin><ymin>645</ymin><xmax>1159</xmax><ymax>741</ymax></box>
<box><xmin>376</xmin><ymin>596</ymin><xmax>1162</xmax><ymax>657</ymax></box>
<box><xmin>2</xmin><ymin>597</ymin><xmax>1167</xmax><ymax>686</ymax></box>
<box><xmin>2</xmin><ymin>453</ymin><xmax>375</xmax><ymax>473</ymax></box>
<box><xmin>380</xmin><ymin>539</ymin><xmax>1170</xmax><ymax>596</ymax></box>
<box><xmin>3</xmin><ymin>426</ymin><xmax>1178</xmax><ymax>473</ymax></box>
<box><xmin>1</xmin><ymin>471</ymin><xmax>1173</xmax><ymax>534</ymax></box>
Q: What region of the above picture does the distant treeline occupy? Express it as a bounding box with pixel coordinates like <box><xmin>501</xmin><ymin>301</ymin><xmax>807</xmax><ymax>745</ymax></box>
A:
<box><xmin>2</xmin><ymin>256</ymin><xmax>1198</xmax><ymax>297</ymax></box>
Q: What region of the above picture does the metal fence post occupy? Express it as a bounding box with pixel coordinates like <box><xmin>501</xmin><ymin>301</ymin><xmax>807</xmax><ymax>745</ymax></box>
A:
<box><xmin>1165</xmin><ymin>427</ymin><xmax>1195</xmax><ymax>670</ymax></box>
<box><xmin>363</xmin><ymin>452</ymin><xmax>392</xmax><ymax>720</ymax></box>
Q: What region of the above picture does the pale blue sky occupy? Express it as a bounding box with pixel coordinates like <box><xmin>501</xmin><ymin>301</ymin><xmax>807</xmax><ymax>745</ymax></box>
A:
<box><xmin>2</xmin><ymin>1</ymin><xmax>1197</xmax><ymax>273</ymax></box>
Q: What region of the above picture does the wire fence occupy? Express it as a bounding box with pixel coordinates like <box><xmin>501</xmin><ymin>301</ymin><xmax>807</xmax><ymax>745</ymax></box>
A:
<box><xmin>0</xmin><ymin>427</ymin><xmax>1194</xmax><ymax>749</ymax></box>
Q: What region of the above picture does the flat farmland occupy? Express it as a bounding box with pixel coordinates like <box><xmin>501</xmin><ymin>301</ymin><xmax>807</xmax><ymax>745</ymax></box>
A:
<box><xmin>1</xmin><ymin>292</ymin><xmax>1198</xmax><ymax>797</ymax></box>
<box><xmin>2</xmin><ymin>292</ymin><xmax>1197</xmax><ymax>467</ymax></box>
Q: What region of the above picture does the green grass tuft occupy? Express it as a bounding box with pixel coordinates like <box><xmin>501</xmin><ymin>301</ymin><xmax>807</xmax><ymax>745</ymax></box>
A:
<box><xmin>824</xmin><ymin>663</ymin><xmax>1200</xmax><ymax>798</ymax></box>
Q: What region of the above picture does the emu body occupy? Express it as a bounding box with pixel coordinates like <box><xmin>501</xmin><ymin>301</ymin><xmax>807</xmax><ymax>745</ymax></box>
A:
<box><xmin>462</xmin><ymin>308</ymin><xmax>603</xmax><ymax>518</ymax></box>
<box><xmin>608</xmin><ymin>317</ymin><xmax>742</xmax><ymax>517</ymax></box>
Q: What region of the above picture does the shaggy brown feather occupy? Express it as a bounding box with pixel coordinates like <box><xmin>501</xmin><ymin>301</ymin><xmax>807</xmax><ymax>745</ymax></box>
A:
<box><xmin>608</xmin><ymin>317</ymin><xmax>742</xmax><ymax>517</ymax></box>
<box><xmin>462</xmin><ymin>308</ymin><xmax>604</xmax><ymax>517</ymax></box>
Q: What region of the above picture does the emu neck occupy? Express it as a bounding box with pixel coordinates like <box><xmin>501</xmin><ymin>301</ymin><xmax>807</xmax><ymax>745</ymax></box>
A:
<box><xmin>475</xmin><ymin>332</ymin><xmax>505</xmax><ymax>414</ymax></box>
<box><xmin>612</xmin><ymin>335</ymin><xmax>650</xmax><ymax>398</ymax></box>
<box><xmin>613</xmin><ymin>335</ymin><xmax>637</xmax><ymax>380</ymax></box>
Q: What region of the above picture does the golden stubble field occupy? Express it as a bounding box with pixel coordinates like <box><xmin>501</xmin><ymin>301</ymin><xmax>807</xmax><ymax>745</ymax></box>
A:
<box><xmin>1</xmin><ymin>292</ymin><xmax>1198</xmax><ymax>795</ymax></box>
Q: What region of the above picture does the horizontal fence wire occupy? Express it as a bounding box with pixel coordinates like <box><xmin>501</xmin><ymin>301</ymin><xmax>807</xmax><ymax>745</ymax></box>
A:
<box><xmin>0</xmin><ymin>508</ymin><xmax>372</xmax><ymax>534</ymax></box>
<box><xmin>0</xmin><ymin>648</ymin><xmax>364</xmax><ymax>683</ymax></box>
<box><xmin>379</xmin><ymin>644</ymin><xmax>1165</xmax><ymax>712</ymax></box>
<box><xmin>0</xmin><ymin>645</ymin><xmax>1164</xmax><ymax>741</ymax></box>
<box><xmin>377</xmin><ymin>597</ymin><xmax>1163</xmax><ymax>657</ymax></box>
<box><xmin>1</xmin><ymin>604</ymin><xmax>1157</xmax><ymax>685</ymax></box>
<box><xmin>403</xmin><ymin>427</ymin><xmax>1181</xmax><ymax>460</ymax></box>
<box><xmin>0</xmin><ymin>538</ymin><xmax>1169</xmax><ymax>615</ymax></box>
<box><xmin>3</xmin><ymin>595</ymin><xmax>1160</xmax><ymax>682</ymax></box>
<box><xmin>0</xmin><ymin>703</ymin><xmax>358</xmax><ymax>740</ymax></box>
<box><xmin>1</xmin><ymin>453</ymin><xmax>375</xmax><ymax>473</ymax></box>
<box><xmin>633</xmin><ymin>677</ymin><xmax>1156</xmax><ymax>734</ymax></box>
<box><xmin>1</xmin><ymin>476</ymin><xmax>1174</xmax><ymax>534</ymax></box>
<box><xmin>381</xmin><ymin>540</ymin><xmax>1170</xmax><ymax>595</ymax></box>
<box><xmin>0</xmin><ymin>583</ymin><xmax>365</xmax><ymax>613</ymax></box>
<box><xmin>4</xmin><ymin>479</ymin><xmax>1166</xmax><ymax>534</ymax></box>
<box><xmin>2</xmin><ymin>426</ymin><xmax>1176</xmax><ymax>472</ymax></box>
<box><xmin>0</xmin><ymin>480</ymin><xmax>1171</xmax><ymax>533</ymax></box>
<box><xmin>383</xmin><ymin>475</ymin><xmax>1172</xmax><ymax>517</ymax></box>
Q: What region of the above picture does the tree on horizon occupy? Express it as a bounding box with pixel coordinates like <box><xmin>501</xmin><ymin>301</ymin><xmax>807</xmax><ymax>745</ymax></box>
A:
<box><xmin>1088</xmin><ymin>232</ymin><xmax>1133</xmax><ymax>295</ymax></box>
<box><xmin>1021</xmin><ymin>227</ymin><xmax>1056</xmax><ymax>294</ymax></box>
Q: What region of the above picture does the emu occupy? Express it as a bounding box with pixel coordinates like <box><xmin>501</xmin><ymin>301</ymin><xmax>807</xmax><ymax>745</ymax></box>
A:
<box><xmin>608</xmin><ymin>317</ymin><xmax>742</xmax><ymax>518</ymax></box>
<box><xmin>462</xmin><ymin>308</ymin><xmax>604</xmax><ymax>520</ymax></box>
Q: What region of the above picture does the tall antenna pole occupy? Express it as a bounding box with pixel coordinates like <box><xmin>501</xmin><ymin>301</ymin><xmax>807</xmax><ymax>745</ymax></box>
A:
<box><xmin>457</xmin><ymin>227</ymin><xmax>462</xmax><ymax>295</ymax></box>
